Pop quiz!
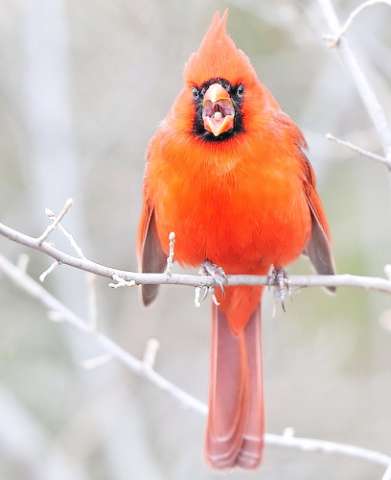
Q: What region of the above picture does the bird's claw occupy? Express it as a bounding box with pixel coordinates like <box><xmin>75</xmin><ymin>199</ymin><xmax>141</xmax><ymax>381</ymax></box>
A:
<box><xmin>194</xmin><ymin>261</ymin><xmax>226</xmax><ymax>307</ymax></box>
<box><xmin>201</xmin><ymin>260</ymin><xmax>227</xmax><ymax>293</ymax></box>
<box><xmin>194</xmin><ymin>283</ymin><xmax>209</xmax><ymax>307</ymax></box>
<box><xmin>267</xmin><ymin>266</ymin><xmax>290</xmax><ymax>312</ymax></box>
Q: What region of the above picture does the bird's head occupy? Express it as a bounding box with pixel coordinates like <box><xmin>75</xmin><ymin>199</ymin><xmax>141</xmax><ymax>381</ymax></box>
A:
<box><xmin>174</xmin><ymin>10</ymin><xmax>269</xmax><ymax>143</ymax></box>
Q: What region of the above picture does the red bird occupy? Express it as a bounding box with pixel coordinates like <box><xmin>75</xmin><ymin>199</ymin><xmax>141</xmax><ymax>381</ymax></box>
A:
<box><xmin>137</xmin><ymin>11</ymin><xmax>335</xmax><ymax>469</ymax></box>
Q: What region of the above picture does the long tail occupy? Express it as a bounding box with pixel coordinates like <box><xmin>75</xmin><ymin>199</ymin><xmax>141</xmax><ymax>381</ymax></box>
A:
<box><xmin>205</xmin><ymin>303</ymin><xmax>264</xmax><ymax>469</ymax></box>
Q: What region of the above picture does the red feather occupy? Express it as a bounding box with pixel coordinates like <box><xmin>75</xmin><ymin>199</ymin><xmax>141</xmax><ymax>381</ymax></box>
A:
<box><xmin>137</xmin><ymin>10</ymin><xmax>335</xmax><ymax>469</ymax></box>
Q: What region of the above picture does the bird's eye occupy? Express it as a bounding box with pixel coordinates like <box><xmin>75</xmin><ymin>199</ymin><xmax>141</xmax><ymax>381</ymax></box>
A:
<box><xmin>237</xmin><ymin>84</ymin><xmax>244</xmax><ymax>97</ymax></box>
<box><xmin>192</xmin><ymin>87</ymin><xmax>200</xmax><ymax>99</ymax></box>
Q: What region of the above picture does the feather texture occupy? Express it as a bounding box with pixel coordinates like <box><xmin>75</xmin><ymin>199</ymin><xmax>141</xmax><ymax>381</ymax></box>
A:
<box><xmin>206</xmin><ymin>304</ymin><xmax>263</xmax><ymax>469</ymax></box>
<box><xmin>137</xmin><ymin>201</ymin><xmax>166</xmax><ymax>305</ymax></box>
<box><xmin>137</xmin><ymin>10</ymin><xmax>335</xmax><ymax>470</ymax></box>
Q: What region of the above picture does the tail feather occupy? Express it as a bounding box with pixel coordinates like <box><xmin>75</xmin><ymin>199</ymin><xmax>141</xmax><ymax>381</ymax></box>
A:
<box><xmin>237</xmin><ymin>310</ymin><xmax>264</xmax><ymax>468</ymax></box>
<box><xmin>205</xmin><ymin>306</ymin><xmax>247</xmax><ymax>467</ymax></box>
<box><xmin>205</xmin><ymin>304</ymin><xmax>264</xmax><ymax>469</ymax></box>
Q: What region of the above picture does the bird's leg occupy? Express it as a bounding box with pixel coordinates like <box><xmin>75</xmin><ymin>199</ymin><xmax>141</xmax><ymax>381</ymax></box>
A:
<box><xmin>267</xmin><ymin>266</ymin><xmax>290</xmax><ymax>312</ymax></box>
<box><xmin>195</xmin><ymin>261</ymin><xmax>226</xmax><ymax>307</ymax></box>
<box><xmin>201</xmin><ymin>260</ymin><xmax>227</xmax><ymax>293</ymax></box>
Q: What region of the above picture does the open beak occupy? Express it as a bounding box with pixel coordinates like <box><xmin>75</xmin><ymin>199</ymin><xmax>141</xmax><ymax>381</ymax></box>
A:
<box><xmin>202</xmin><ymin>83</ymin><xmax>235</xmax><ymax>137</ymax></box>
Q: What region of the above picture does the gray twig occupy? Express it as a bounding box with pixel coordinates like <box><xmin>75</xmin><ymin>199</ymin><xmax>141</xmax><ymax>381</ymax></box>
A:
<box><xmin>2</xmin><ymin>219</ymin><xmax>391</xmax><ymax>294</ymax></box>
<box><xmin>37</xmin><ymin>198</ymin><xmax>73</xmax><ymax>245</ymax></box>
<box><xmin>326</xmin><ymin>133</ymin><xmax>391</xmax><ymax>169</ymax></box>
<box><xmin>1</xmin><ymin>254</ymin><xmax>391</xmax><ymax>470</ymax></box>
<box><xmin>318</xmin><ymin>0</ymin><xmax>391</xmax><ymax>160</ymax></box>
<box><xmin>324</xmin><ymin>0</ymin><xmax>391</xmax><ymax>46</ymax></box>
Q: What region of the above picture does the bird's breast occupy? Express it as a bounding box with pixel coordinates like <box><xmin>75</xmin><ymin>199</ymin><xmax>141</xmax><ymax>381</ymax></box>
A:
<box><xmin>147</xmin><ymin>136</ymin><xmax>311</xmax><ymax>274</ymax></box>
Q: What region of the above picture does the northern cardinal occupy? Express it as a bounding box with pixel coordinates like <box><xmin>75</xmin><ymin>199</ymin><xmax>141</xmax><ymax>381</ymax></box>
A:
<box><xmin>137</xmin><ymin>11</ymin><xmax>335</xmax><ymax>469</ymax></box>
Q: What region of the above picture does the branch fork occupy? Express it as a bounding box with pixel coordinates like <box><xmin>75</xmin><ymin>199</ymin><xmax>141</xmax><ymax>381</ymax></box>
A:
<box><xmin>36</xmin><ymin>198</ymin><xmax>73</xmax><ymax>246</ymax></box>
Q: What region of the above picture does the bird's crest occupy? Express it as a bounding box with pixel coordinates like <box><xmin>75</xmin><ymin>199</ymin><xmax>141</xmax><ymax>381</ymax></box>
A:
<box><xmin>184</xmin><ymin>10</ymin><xmax>257</xmax><ymax>86</ymax></box>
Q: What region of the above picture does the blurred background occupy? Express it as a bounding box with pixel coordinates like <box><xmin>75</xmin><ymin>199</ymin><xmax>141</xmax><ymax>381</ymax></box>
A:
<box><xmin>1</xmin><ymin>1</ymin><xmax>391</xmax><ymax>478</ymax></box>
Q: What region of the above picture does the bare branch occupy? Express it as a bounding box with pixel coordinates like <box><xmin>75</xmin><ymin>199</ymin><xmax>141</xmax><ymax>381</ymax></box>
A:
<box><xmin>265</xmin><ymin>433</ymin><xmax>391</xmax><ymax>469</ymax></box>
<box><xmin>383</xmin><ymin>465</ymin><xmax>391</xmax><ymax>480</ymax></box>
<box><xmin>142</xmin><ymin>338</ymin><xmax>160</xmax><ymax>369</ymax></box>
<box><xmin>81</xmin><ymin>354</ymin><xmax>112</xmax><ymax>370</ymax></box>
<box><xmin>0</xmin><ymin>253</ymin><xmax>208</xmax><ymax>413</ymax></box>
<box><xmin>46</xmin><ymin>207</ymin><xmax>98</xmax><ymax>328</ymax></box>
<box><xmin>17</xmin><ymin>253</ymin><xmax>30</xmax><ymax>273</ymax></box>
<box><xmin>37</xmin><ymin>198</ymin><xmax>73</xmax><ymax>245</ymax></box>
<box><xmin>165</xmin><ymin>231</ymin><xmax>176</xmax><ymax>275</ymax></box>
<box><xmin>318</xmin><ymin>0</ymin><xmax>391</xmax><ymax>160</ymax></box>
<box><xmin>46</xmin><ymin>207</ymin><xmax>86</xmax><ymax>259</ymax></box>
<box><xmin>326</xmin><ymin>133</ymin><xmax>391</xmax><ymax>169</ymax></box>
<box><xmin>325</xmin><ymin>1</ymin><xmax>391</xmax><ymax>46</ymax></box>
<box><xmin>2</xmin><ymin>219</ymin><xmax>391</xmax><ymax>294</ymax></box>
<box><xmin>1</xmin><ymin>253</ymin><xmax>391</xmax><ymax>470</ymax></box>
<box><xmin>39</xmin><ymin>260</ymin><xmax>60</xmax><ymax>282</ymax></box>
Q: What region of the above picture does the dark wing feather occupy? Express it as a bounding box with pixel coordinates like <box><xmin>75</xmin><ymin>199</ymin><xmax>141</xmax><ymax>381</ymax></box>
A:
<box><xmin>302</xmin><ymin>156</ymin><xmax>336</xmax><ymax>292</ymax></box>
<box><xmin>137</xmin><ymin>201</ymin><xmax>166</xmax><ymax>306</ymax></box>
<box><xmin>305</xmin><ymin>199</ymin><xmax>336</xmax><ymax>292</ymax></box>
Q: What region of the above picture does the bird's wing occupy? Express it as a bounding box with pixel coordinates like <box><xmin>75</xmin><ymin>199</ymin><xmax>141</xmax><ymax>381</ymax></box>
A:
<box><xmin>137</xmin><ymin>197</ymin><xmax>166</xmax><ymax>305</ymax></box>
<box><xmin>302</xmin><ymin>157</ymin><xmax>336</xmax><ymax>291</ymax></box>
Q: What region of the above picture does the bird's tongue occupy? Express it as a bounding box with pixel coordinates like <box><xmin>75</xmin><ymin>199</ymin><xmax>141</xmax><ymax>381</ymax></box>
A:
<box><xmin>209</xmin><ymin>111</ymin><xmax>224</xmax><ymax>127</ymax></box>
<box><xmin>203</xmin><ymin>111</ymin><xmax>234</xmax><ymax>137</ymax></box>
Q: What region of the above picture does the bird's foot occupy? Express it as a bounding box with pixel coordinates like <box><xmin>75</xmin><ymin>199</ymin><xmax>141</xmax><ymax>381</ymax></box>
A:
<box><xmin>195</xmin><ymin>261</ymin><xmax>227</xmax><ymax>308</ymax></box>
<box><xmin>267</xmin><ymin>266</ymin><xmax>290</xmax><ymax>312</ymax></box>
<box><xmin>201</xmin><ymin>261</ymin><xmax>227</xmax><ymax>293</ymax></box>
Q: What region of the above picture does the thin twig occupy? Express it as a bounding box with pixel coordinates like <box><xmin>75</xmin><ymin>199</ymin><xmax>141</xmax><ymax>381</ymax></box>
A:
<box><xmin>383</xmin><ymin>464</ymin><xmax>391</xmax><ymax>480</ymax></box>
<box><xmin>165</xmin><ymin>231</ymin><xmax>176</xmax><ymax>275</ymax></box>
<box><xmin>1</xmin><ymin>253</ymin><xmax>391</xmax><ymax>470</ymax></box>
<box><xmin>37</xmin><ymin>198</ymin><xmax>73</xmax><ymax>245</ymax></box>
<box><xmin>81</xmin><ymin>353</ymin><xmax>112</xmax><ymax>370</ymax></box>
<box><xmin>0</xmin><ymin>253</ymin><xmax>208</xmax><ymax>413</ymax></box>
<box><xmin>326</xmin><ymin>133</ymin><xmax>391</xmax><ymax>169</ymax></box>
<box><xmin>39</xmin><ymin>260</ymin><xmax>60</xmax><ymax>282</ymax></box>
<box><xmin>2</xmin><ymin>219</ymin><xmax>391</xmax><ymax>293</ymax></box>
<box><xmin>46</xmin><ymin>205</ymin><xmax>97</xmax><ymax>327</ymax></box>
<box><xmin>17</xmin><ymin>253</ymin><xmax>30</xmax><ymax>273</ymax></box>
<box><xmin>318</xmin><ymin>0</ymin><xmax>391</xmax><ymax>160</ymax></box>
<box><xmin>317</xmin><ymin>5</ymin><xmax>391</xmax><ymax>476</ymax></box>
<box><xmin>325</xmin><ymin>0</ymin><xmax>391</xmax><ymax>46</ymax></box>
<box><xmin>142</xmin><ymin>338</ymin><xmax>160</xmax><ymax>369</ymax></box>
<box><xmin>46</xmin><ymin>207</ymin><xmax>85</xmax><ymax>258</ymax></box>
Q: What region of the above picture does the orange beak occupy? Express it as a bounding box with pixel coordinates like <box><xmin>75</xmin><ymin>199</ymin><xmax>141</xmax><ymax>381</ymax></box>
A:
<box><xmin>202</xmin><ymin>83</ymin><xmax>235</xmax><ymax>137</ymax></box>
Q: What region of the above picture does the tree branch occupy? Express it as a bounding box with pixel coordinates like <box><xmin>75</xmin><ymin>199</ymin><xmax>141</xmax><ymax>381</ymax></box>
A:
<box><xmin>327</xmin><ymin>0</ymin><xmax>391</xmax><ymax>46</ymax></box>
<box><xmin>326</xmin><ymin>133</ymin><xmax>391</xmax><ymax>169</ymax></box>
<box><xmin>1</xmin><ymin>253</ymin><xmax>391</xmax><ymax>471</ymax></box>
<box><xmin>384</xmin><ymin>465</ymin><xmax>391</xmax><ymax>480</ymax></box>
<box><xmin>318</xmin><ymin>0</ymin><xmax>391</xmax><ymax>160</ymax></box>
<box><xmin>37</xmin><ymin>198</ymin><xmax>73</xmax><ymax>245</ymax></box>
<box><xmin>2</xmin><ymin>218</ymin><xmax>391</xmax><ymax>294</ymax></box>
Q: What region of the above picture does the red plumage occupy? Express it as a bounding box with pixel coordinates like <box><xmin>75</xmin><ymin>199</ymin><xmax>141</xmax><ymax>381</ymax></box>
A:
<box><xmin>137</xmin><ymin>10</ymin><xmax>334</xmax><ymax>469</ymax></box>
